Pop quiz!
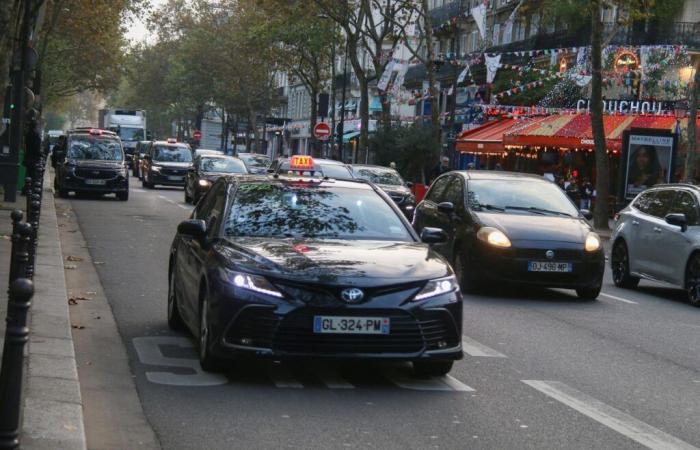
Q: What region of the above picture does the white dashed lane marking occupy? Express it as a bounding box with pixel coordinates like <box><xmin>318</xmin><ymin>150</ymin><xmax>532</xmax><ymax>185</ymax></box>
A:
<box><xmin>600</xmin><ymin>292</ymin><xmax>639</xmax><ymax>305</ymax></box>
<box><xmin>461</xmin><ymin>336</ymin><xmax>507</xmax><ymax>358</ymax></box>
<box><xmin>523</xmin><ymin>380</ymin><xmax>698</xmax><ymax>450</ymax></box>
<box><xmin>266</xmin><ymin>364</ymin><xmax>304</xmax><ymax>389</ymax></box>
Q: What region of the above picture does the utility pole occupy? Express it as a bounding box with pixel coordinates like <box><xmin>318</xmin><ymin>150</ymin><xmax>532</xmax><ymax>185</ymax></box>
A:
<box><xmin>337</xmin><ymin>37</ymin><xmax>349</xmax><ymax>163</ymax></box>
<box><xmin>330</xmin><ymin>40</ymin><xmax>336</xmax><ymax>159</ymax></box>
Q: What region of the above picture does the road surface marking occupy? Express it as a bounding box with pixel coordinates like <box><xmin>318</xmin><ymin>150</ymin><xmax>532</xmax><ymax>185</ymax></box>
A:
<box><xmin>522</xmin><ymin>380</ymin><xmax>698</xmax><ymax>450</ymax></box>
<box><xmin>600</xmin><ymin>293</ymin><xmax>639</xmax><ymax>305</ymax></box>
<box><xmin>157</xmin><ymin>195</ymin><xmax>170</xmax><ymax>201</ymax></box>
<box><xmin>384</xmin><ymin>368</ymin><xmax>475</xmax><ymax>391</ymax></box>
<box><xmin>131</xmin><ymin>188</ymin><xmax>146</xmax><ymax>193</ymax></box>
<box><xmin>266</xmin><ymin>364</ymin><xmax>304</xmax><ymax>388</ymax></box>
<box><xmin>461</xmin><ymin>336</ymin><xmax>507</xmax><ymax>358</ymax></box>
<box><xmin>314</xmin><ymin>366</ymin><xmax>355</xmax><ymax>389</ymax></box>
<box><xmin>132</xmin><ymin>336</ymin><xmax>227</xmax><ymax>386</ymax></box>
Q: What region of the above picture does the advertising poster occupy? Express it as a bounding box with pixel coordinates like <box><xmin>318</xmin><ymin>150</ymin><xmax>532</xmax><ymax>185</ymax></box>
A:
<box><xmin>621</xmin><ymin>129</ymin><xmax>676</xmax><ymax>200</ymax></box>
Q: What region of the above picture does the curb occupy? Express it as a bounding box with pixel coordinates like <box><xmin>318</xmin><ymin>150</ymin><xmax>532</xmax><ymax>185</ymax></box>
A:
<box><xmin>21</xmin><ymin>171</ymin><xmax>87</xmax><ymax>450</ymax></box>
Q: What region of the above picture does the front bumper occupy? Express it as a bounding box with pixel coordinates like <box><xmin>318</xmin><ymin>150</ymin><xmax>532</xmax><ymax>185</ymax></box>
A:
<box><xmin>207</xmin><ymin>280</ymin><xmax>463</xmax><ymax>362</ymax></box>
<box><xmin>60</xmin><ymin>175</ymin><xmax>128</xmax><ymax>193</ymax></box>
<box><xmin>151</xmin><ymin>172</ymin><xmax>186</xmax><ymax>186</ymax></box>
<box><xmin>470</xmin><ymin>240</ymin><xmax>605</xmax><ymax>289</ymax></box>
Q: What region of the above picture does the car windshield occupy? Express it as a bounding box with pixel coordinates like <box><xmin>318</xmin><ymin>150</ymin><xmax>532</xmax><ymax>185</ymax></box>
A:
<box><xmin>225</xmin><ymin>184</ymin><xmax>412</xmax><ymax>241</ymax></box>
<box><xmin>154</xmin><ymin>146</ymin><xmax>192</xmax><ymax>162</ymax></box>
<box><xmin>467</xmin><ymin>179</ymin><xmax>579</xmax><ymax>217</ymax></box>
<box><xmin>201</xmin><ymin>158</ymin><xmax>247</xmax><ymax>174</ymax></box>
<box><xmin>117</xmin><ymin>127</ymin><xmax>144</xmax><ymax>142</ymax></box>
<box><xmin>66</xmin><ymin>137</ymin><xmax>123</xmax><ymax>161</ymax></box>
<box><xmin>353</xmin><ymin>167</ymin><xmax>404</xmax><ymax>186</ymax></box>
<box><xmin>317</xmin><ymin>163</ymin><xmax>353</xmax><ymax>179</ymax></box>
<box><xmin>240</xmin><ymin>154</ymin><xmax>270</xmax><ymax>169</ymax></box>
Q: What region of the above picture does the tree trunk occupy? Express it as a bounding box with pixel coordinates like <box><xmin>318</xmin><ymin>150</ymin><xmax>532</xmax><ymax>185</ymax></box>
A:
<box><xmin>359</xmin><ymin>75</ymin><xmax>369</xmax><ymax>163</ymax></box>
<box><xmin>249</xmin><ymin>110</ymin><xmax>259</xmax><ymax>153</ymax></box>
<box><xmin>380</xmin><ymin>91</ymin><xmax>391</xmax><ymax>130</ymax></box>
<box><xmin>310</xmin><ymin>89</ymin><xmax>318</xmax><ymax>157</ymax></box>
<box><xmin>0</xmin><ymin>0</ymin><xmax>20</xmax><ymax>112</ymax></box>
<box><xmin>421</xmin><ymin>0</ymin><xmax>441</xmax><ymax>152</ymax></box>
<box><xmin>684</xmin><ymin>62</ymin><xmax>700</xmax><ymax>182</ymax></box>
<box><xmin>590</xmin><ymin>0</ymin><xmax>610</xmax><ymax>230</ymax></box>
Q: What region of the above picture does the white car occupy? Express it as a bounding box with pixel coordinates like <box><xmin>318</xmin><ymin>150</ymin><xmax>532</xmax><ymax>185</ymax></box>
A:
<box><xmin>610</xmin><ymin>184</ymin><xmax>700</xmax><ymax>306</ymax></box>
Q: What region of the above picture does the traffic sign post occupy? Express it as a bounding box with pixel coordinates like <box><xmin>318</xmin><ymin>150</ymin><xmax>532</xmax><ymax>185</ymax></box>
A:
<box><xmin>313</xmin><ymin>123</ymin><xmax>331</xmax><ymax>141</ymax></box>
<box><xmin>193</xmin><ymin>130</ymin><xmax>202</xmax><ymax>141</ymax></box>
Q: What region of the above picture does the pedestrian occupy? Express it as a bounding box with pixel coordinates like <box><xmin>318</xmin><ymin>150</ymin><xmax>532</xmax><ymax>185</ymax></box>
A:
<box><xmin>23</xmin><ymin>111</ymin><xmax>42</xmax><ymax>194</ymax></box>
<box><xmin>51</xmin><ymin>135</ymin><xmax>66</xmax><ymax>168</ymax></box>
<box><xmin>565</xmin><ymin>176</ymin><xmax>579</xmax><ymax>204</ymax></box>
<box><xmin>429</xmin><ymin>156</ymin><xmax>451</xmax><ymax>184</ymax></box>
<box><xmin>579</xmin><ymin>178</ymin><xmax>594</xmax><ymax>210</ymax></box>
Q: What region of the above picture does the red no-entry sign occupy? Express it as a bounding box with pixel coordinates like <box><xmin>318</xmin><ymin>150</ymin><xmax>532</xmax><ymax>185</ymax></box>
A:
<box><xmin>313</xmin><ymin>122</ymin><xmax>331</xmax><ymax>140</ymax></box>
<box><xmin>193</xmin><ymin>130</ymin><xmax>202</xmax><ymax>140</ymax></box>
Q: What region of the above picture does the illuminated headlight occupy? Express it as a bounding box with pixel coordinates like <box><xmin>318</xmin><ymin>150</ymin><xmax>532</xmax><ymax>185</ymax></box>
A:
<box><xmin>230</xmin><ymin>271</ymin><xmax>283</xmax><ymax>298</ymax></box>
<box><xmin>585</xmin><ymin>233</ymin><xmax>601</xmax><ymax>252</ymax></box>
<box><xmin>477</xmin><ymin>227</ymin><xmax>512</xmax><ymax>248</ymax></box>
<box><xmin>118</xmin><ymin>167</ymin><xmax>127</xmax><ymax>176</ymax></box>
<box><xmin>151</xmin><ymin>165</ymin><xmax>161</xmax><ymax>172</ymax></box>
<box><xmin>413</xmin><ymin>275</ymin><xmax>458</xmax><ymax>301</ymax></box>
<box><xmin>198</xmin><ymin>179</ymin><xmax>211</xmax><ymax>187</ymax></box>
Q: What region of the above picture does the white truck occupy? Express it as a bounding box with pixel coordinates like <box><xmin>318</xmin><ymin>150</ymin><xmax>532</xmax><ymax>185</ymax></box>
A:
<box><xmin>98</xmin><ymin>109</ymin><xmax>147</xmax><ymax>165</ymax></box>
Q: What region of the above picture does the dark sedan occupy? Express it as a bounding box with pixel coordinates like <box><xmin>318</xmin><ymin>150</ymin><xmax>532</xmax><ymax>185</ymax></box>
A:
<box><xmin>413</xmin><ymin>171</ymin><xmax>604</xmax><ymax>299</ymax></box>
<box><xmin>141</xmin><ymin>139</ymin><xmax>192</xmax><ymax>188</ymax></box>
<box><xmin>238</xmin><ymin>152</ymin><xmax>271</xmax><ymax>175</ymax></box>
<box><xmin>351</xmin><ymin>164</ymin><xmax>416</xmax><ymax>218</ymax></box>
<box><xmin>185</xmin><ymin>155</ymin><xmax>248</xmax><ymax>204</ymax></box>
<box><xmin>168</xmin><ymin>175</ymin><xmax>462</xmax><ymax>375</ymax></box>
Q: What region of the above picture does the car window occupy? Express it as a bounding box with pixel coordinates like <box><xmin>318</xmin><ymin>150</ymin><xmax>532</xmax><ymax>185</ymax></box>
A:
<box><xmin>67</xmin><ymin>137</ymin><xmax>123</xmax><ymax>161</ymax></box>
<box><xmin>633</xmin><ymin>191</ymin><xmax>655</xmax><ymax>215</ymax></box>
<box><xmin>641</xmin><ymin>189</ymin><xmax>676</xmax><ymax>218</ymax></box>
<box><xmin>201</xmin><ymin>157</ymin><xmax>247</xmax><ymax>174</ymax></box>
<box><xmin>669</xmin><ymin>191</ymin><xmax>699</xmax><ymax>225</ymax></box>
<box><xmin>207</xmin><ymin>185</ymin><xmax>228</xmax><ymax>238</ymax></box>
<box><xmin>443</xmin><ymin>177</ymin><xmax>464</xmax><ymax>209</ymax></box>
<box><xmin>425</xmin><ymin>176</ymin><xmax>450</xmax><ymax>203</ymax></box>
<box><xmin>353</xmin><ymin>167</ymin><xmax>404</xmax><ymax>186</ymax></box>
<box><xmin>196</xmin><ymin>182</ymin><xmax>224</xmax><ymax>221</ymax></box>
<box><xmin>154</xmin><ymin>146</ymin><xmax>192</xmax><ymax>162</ymax></box>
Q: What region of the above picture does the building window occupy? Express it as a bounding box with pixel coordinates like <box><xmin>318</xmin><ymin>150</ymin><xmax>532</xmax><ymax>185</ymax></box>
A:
<box><xmin>459</xmin><ymin>32</ymin><xmax>468</xmax><ymax>54</ymax></box>
<box><xmin>469</xmin><ymin>29</ymin><xmax>478</xmax><ymax>52</ymax></box>
<box><xmin>529</xmin><ymin>12</ymin><xmax>540</xmax><ymax>36</ymax></box>
<box><xmin>492</xmin><ymin>23</ymin><xmax>501</xmax><ymax>45</ymax></box>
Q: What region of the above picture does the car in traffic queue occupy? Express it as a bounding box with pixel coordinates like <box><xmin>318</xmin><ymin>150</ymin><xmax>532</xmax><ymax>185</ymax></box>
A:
<box><xmin>238</xmin><ymin>152</ymin><xmax>271</xmax><ymax>175</ymax></box>
<box><xmin>193</xmin><ymin>148</ymin><xmax>224</xmax><ymax>159</ymax></box>
<box><xmin>132</xmin><ymin>140</ymin><xmax>152</xmax><ymax>179</ymax></box>
<box><xmin>185</xmin><ymin>154</ymin><xmax>248</xmax><ymax>204</ymax></box>
<box><xmin>351</xmin><ymin>164</ymin><xmax>416</xmax><ymax>218</ymax></box>
<box><xmin>141</xmin><ymin>139</ymin><xmax>193</xmax><ymax>189</ymax></box>
<box><xmin>269</xmin><ymin>156</ymin><xmax>355</xmax><ymax>180</ymax></box>
<box><xmin>413</xmin><ymin>171</ymin><xmax>605</xmax><ymax>299</ymax></box>
<box><xmin>168</xmin><ymin>156</ymin><xmax>463</xmax><ymax>375</ymax></box>
<box><xmin>54</xmin><ymin>128</ymin><xmax>129</xmax><ymax>201</ymax></box>
<box><xmin>611</xmin><ymin>184</ymin><xmax>700</xmax><ymax>307</ymax></box>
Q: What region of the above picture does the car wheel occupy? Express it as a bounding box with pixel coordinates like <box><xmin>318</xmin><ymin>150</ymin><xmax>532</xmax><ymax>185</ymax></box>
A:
<box><xmin>575</xmin><ymin>285</ymin><xmax>601</xmax><ymax>300</ymax></box>
<box><xmin>184</xmin><ymin>186</ymin><xmax>192</xmax><ymax>203</ymax></box>
<box><xmin>198</xmin><ymin>294</ymin><xmax>225</xmax><ymax>372</ymax></box>
<box><xmin>167</xmin><ymin>270</ymin><xmax>186</xmax><ymax>331</ymax></box>
<box><xmin>685</xmin><ymin>253</ymin><xmax>700</xmax><ymax>307</ymax></box>
<box><xmin>413</xmin><ymin>361</ymin><xmax>454</xmax><ymax>377</ymax></box>
<box><xmin>611</xmin><ymin>240</ymin><xmax>639</xmax><ymax>289</ymax></box>
<box><xmin>453</xmin><ymin>248</ymin><xmax>481</xmax><ymax>294</ymax></box>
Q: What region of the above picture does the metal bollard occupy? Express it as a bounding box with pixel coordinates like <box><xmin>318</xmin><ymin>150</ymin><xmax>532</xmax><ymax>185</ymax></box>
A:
<box><xmin>0</xmin><ymin>278</ymin><xmax>34</xmax><ymax>449</ymax></box>
<box><xmin>8</xmin><ymin>223</ymin><xmax>31</xmax><ymax>287</ymax></box>
<box><xmin>7</xmin><ymin>211</ymin><xmax>23</xmax><ymax>286</ymax></box>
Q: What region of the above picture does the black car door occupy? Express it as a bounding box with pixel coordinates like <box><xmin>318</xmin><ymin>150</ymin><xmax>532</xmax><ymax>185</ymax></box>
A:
<box><xmin>186</xmin><ymin>157</ymin><xmax>199</xmax><ymax>196</ymax></box>
<box><xmin>440</xmin><ymin>176</ymin><xmax>467</xmax><ymax>261</ymax></box>
<box><xmin>414</xmin><ymin>175</ymin><xmax>451</xmax><ymax>233</ymax></box>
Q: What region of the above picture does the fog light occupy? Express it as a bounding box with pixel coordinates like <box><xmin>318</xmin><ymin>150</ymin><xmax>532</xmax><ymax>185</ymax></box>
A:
<box><xmin>437</xmin><ymin>340</ymin><xmax>447</xmax><ymax>348</ymax></box>
<box><xmin>239</xmin><ymin>338</ymin><xmax>252</xmax><ymax>345</ymax></box>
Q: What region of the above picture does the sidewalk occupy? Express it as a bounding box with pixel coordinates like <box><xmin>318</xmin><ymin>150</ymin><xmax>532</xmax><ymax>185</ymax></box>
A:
<box><xmin>0</xmin><ymin>171</ymin><xmax>86</xmax><ymax>449</ymax></box>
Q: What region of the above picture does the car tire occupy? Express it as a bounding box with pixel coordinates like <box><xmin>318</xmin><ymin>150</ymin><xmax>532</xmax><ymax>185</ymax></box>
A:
<box><xmin>611</xmin><ymin>240</ymin><xmax>639</xmax><ymax>289</ymax></box>
<box><xmin>575</xmin><ymin>285</ymin><xmax>601</xmax><ymax>300</ymax></box>
<box><xmin>198</xmin><ymin>294</ymin><xmax>225</xmax><ymax>373</ymax></box>
<box><xmin>117</xmin><ymin>191</ymin><xmax>129</xmax><ymax>201</ymax></box>
<box><xmin>167</xmin><ymin>270</ymin><xmax>186</xmax><ymax>331</ymax></box>
<box><xmin>412</xmin><ymin>361</ymin><xmax>454</xmax><ymax>377</ymax></box>
<box><xmin>184</xmin><ymin>186</ymin><xmax>192</xmax><ymax>204</ymax></box>
<box><xmin>453</xmin><ymin>248</ymin><xmax>481</xmax><ymax>294</ymax></box>
<box><xmin>685</xmin><ymin>253</ymin><xmax>700</xmax><ymax>307</ymax></box>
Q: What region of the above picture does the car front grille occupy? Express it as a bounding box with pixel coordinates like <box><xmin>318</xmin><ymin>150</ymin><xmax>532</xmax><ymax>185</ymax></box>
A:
<box><xmin>74</xmin><ymin>168</ymin><xmax>117</xmax><ymax>179</ymax></box>
<box><xmin>160</xmin><ymin>168</ymin><xmax>187</xmax><ymax>176</ymax></box>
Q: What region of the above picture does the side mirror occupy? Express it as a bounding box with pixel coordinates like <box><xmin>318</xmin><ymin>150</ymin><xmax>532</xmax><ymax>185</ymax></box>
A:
<box><xmin>580</xmin><ymin>209</ymin><xmax>593</xmax><ymax>220</ymax></box>
<box><xmin>420</xmin><ymin>227</ymin><xmax>448</xmax><ymax>244</ymax></box>
<box><xmin>177</xmin><ymin>219</ymin><xmax>207</xmax><ymax>238</ymax></box>
<box><xmin>437</xmin><ymin>201</ymin><xmax>455</xmax><ymax>215</ymax></box>
<box><xmin>665</xmin><ymin>213</ymin><xmax>688</xmax><ymax>232</ymax></box>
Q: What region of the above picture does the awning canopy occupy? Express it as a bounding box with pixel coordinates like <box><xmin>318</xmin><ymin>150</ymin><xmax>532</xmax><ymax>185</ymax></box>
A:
<box><xmin>456</xmin><ymin>119</ymin><xmax>519</xmax><ymax>153</ymax></box>
<box><xmin>342</xmin><ymin>131</ymin><xmax>360</xmax><ymax>142</ymax></box>
<box><xmin>503</xmin><ymin>114</ymin><xmax>698</xmax><ymax>150</ymax></box>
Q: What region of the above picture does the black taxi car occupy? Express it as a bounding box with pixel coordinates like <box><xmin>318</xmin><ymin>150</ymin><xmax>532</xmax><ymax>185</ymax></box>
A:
<box><xmin>351</xmin><ymin>164</ymin><xmax>416</xmax><ymax>218</ymax></box>
<box><xmin>269</xmin><ymin>156</ymin><xmax>354</xmax><ymax>180</ymax></box>
<box><xmin>168</xmin><ymin>157</ymin><xmax>463</xmax><ymax>375</ymax></box>
<box><xmin>184</xmin><ymin>154</ymin><xmax>248</xmax><ymax>204</ymax></box>
<box><xmin>141</xmin><ymin>139</ymin><xmax>192</xmax><ymax>188</ymax></box>
<box><xmin>54</xmin><ymin>128</ymin><xmax>129</xmax><ymax>200</ymax></box>
<box><xmin>413</xmin><ymin>171</ymin><xmax>604</xmax><ymax>299</ymax></box>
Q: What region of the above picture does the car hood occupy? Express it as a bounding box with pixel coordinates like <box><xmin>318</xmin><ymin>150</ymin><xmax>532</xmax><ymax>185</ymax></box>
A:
<box><xmin>377</xmin><ymin>184</ymin><xmax>411</xmax><ymax>196</ymax></box>
<box><xmin>201</xmin><ymin>172</ymin><xmax>236</xmax><ymax>181</ymax></box>
<box><xmin>71</xmin><ymin>160</ymin><xmax>123</xmax><ymax>169</ymax></box>
<box><xmin>217</xmin><ymin>238</ymin><xmax>450</xmax><ymax>286</ymax></box>
<box><xmin>475</xmin><ymin>212</ymin><xmax>590</xmax><ymax>243</ymax></box>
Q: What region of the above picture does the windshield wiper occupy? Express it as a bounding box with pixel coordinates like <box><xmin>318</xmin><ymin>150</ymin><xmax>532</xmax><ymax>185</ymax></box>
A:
<box><xmin>474</xmin><ymin>203</ymin><xmax>505</xmax><ymax>212</ymax></box>
<box><xmin>504</xmin><ymin>206</ymin><xmax>572</xmax><ymax>217</ymax></box>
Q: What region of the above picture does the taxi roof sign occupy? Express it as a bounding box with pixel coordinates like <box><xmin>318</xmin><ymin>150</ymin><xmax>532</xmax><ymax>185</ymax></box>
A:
<box><xmin>289</xmin><ymin>155</ymin><xmax>315</xmax><ymax>171</ymax></box>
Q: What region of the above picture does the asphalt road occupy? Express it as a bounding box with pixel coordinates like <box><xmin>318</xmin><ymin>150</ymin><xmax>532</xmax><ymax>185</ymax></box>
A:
<box><xmin>65</xmin><ymin>177</ymin><xmax>700</xmax><ymax>450</ymax></box>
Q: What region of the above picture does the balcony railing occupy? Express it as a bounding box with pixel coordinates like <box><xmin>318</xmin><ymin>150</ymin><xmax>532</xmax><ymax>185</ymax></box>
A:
<box><xmin>430</xmin><ymin>1</ymin><xmax>465</xmax><ymax>25</ymax></box>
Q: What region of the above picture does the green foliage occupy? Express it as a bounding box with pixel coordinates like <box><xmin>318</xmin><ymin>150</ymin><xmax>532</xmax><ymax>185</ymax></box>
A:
<box><xmin>370</xmin><ymin>125</ymin><xmax>438</xmax><ymax>182</ymax></box>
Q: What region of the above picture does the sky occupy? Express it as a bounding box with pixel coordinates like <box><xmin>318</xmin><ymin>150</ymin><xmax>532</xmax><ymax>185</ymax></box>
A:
<box><xmin>124</xmin><ymin>0</ymin><xmax>167</xmax><ymax>44</ymax></box>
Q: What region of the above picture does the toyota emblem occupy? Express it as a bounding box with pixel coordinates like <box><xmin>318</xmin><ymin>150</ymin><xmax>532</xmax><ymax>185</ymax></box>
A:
<box><xmin>546</xmin><ymin>250</ymin><xmax>555</xmax><ymax>260</ymax></box>
<box><xmin>340</xmin><ymin>288</ymin><xmax>364</xmax><ymax>303</ymax></box>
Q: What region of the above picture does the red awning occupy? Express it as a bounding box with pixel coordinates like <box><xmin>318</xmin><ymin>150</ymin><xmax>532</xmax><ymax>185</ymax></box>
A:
<box><xmin>456</xmin><ymin>119</ymin><xmax>519</xmax><ymax>153</ymax></box>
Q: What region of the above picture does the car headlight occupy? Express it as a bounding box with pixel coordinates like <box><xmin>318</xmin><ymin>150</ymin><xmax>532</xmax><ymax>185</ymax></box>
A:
<box><xmin>477</xmin><ymin>227</ymin><xmax>512</xmax><ymax>248</ymax></box>
<box><xmin>230</xmin><ymin>271</ymin><xmax>283</xmax><ymax>298</ymax></box>
<box><xmin>118</xmin><ymin>167</ymin><xmax>127</xmax><ymax>176</ymax></box>
<box><xmin>151</xmin><ymin>165</ymin><xmax>161</xmax><ymax>172</ymax></box>
<box><xmin>198</xmin><ymin>179</ymin><xmax>211</xmax><ymax>187</ymax></box>
<box><xmin>413</xmin><ymin>275</ymin><xmax>458</xmax><ymax>301</ymax></box>
<box><xmin>585</xmin><ymin>233</ymin><xmax>601</xmax><ymax>252</ymax></box>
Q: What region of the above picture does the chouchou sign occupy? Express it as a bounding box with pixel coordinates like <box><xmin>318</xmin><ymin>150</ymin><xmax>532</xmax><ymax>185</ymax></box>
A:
<box><xmin>576</xmin><ymin>99</ymin><xmax>672</xmax><ymax>115</ymax></box>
